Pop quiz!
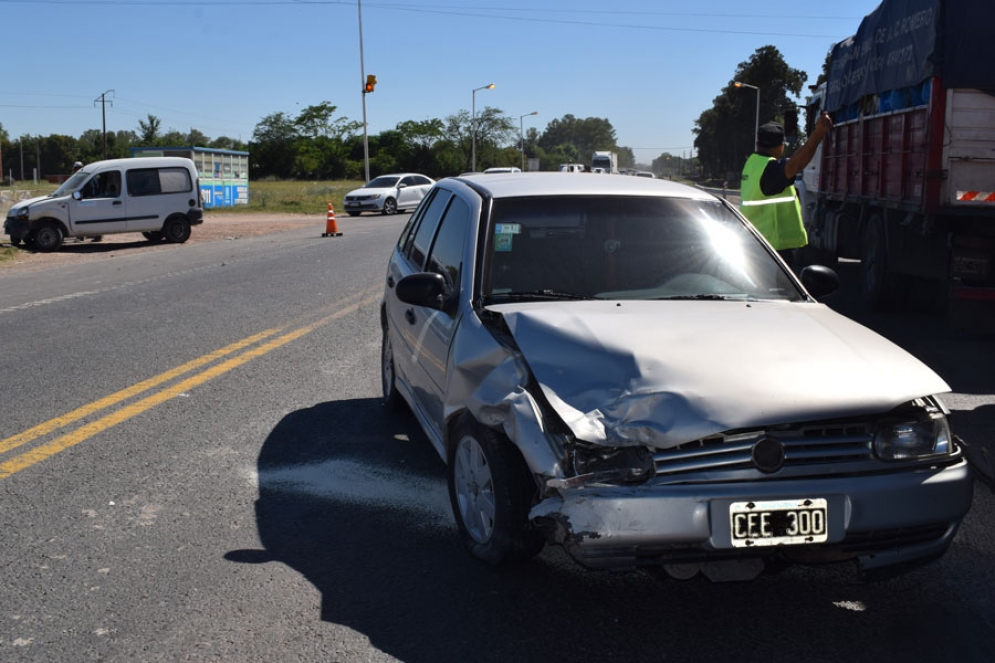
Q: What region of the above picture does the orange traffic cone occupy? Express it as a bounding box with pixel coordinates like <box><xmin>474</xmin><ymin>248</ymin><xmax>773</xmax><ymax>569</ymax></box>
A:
<box><xmin>322</xmin><ymin>202</ymin><xmax>343</xmax><ymax>237</ymax></box>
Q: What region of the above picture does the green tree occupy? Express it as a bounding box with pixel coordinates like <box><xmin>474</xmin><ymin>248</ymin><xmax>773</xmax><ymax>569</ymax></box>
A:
<box><xmin>138</xmin><ymin>114</ymin><xmax>161</xmax><ymax>144</ymax></box>
<box><xmin>694</xmin><ymin>45</ymin><xmax>808</xmax><ymax>181</ymax></box>
<box><xmin>250</xmin><ymin>111</ymin><xmax>297</xmax><ymax>178</ymax></box>
<box><xmin>186</xmin><ymin>128</ymin><xmax>210</xmax><ymax>147</ymax></box>
<box><xmin>444</xmin><ymin>107</ymin><xmax>515</xmax><ymax>172</ymax></box>
<box><xmin>537</xmin><ymin>115</ymin><xmax>617</xmax><ymax>163</ymax></box>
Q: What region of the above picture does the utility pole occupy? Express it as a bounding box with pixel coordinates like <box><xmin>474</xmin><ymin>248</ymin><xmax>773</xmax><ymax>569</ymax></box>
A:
<box><xmin>358</xmin><ymin>1</ymin><xmax>370</xmax><ymax>183</ymax></box>
<box><xmin>95</xmin><ymin>90</ymin><xmax>114</xmax><ymax>160</ymax></box>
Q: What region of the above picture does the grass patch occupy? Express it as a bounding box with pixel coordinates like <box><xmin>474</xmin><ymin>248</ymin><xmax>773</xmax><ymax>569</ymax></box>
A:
<box><xmin>210</xmin><ymin>179</ymin><xmax>366</xmax><ymax>215</ymax></box>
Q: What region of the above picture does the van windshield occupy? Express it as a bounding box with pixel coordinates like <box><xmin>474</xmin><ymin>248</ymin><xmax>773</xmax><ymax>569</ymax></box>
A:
<box><xmin>52</xmin><ymin>171</ymin><xmax>89</xmax><ymax>197</ymax></box>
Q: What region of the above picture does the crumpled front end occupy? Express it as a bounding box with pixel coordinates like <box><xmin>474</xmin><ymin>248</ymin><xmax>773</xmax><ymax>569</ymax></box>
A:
<box><xmin>440</xmin><ymin>303</ymin><xmax>972</xmax><ymax>578</ymax></box>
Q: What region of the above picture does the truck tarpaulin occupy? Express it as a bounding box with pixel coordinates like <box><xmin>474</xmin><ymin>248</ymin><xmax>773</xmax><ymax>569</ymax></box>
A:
<box><xmin>824</xmin><ymin>0</ymin><xmax>995</xmax><ymax>113</ymax></box>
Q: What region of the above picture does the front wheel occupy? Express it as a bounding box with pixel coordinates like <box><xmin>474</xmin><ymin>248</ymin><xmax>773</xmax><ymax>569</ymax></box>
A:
<box><xmin>381</xmin><ymin>198</ymin><xmax>398</xmax><ymax>215</ymax></box>
<box><xmin>32</xmin><ymin>222</ymin><xmax>64</xmax><ymax>252</ymax></box>
<box><xmin>447</xmin><ymin>415</ymin><xmax>545</xmax><ymax>566</ymax></box>
<box><xmin>163</xmin><ymin>216</ymin><xmax>191</xmax><ymax>244</ymax></box>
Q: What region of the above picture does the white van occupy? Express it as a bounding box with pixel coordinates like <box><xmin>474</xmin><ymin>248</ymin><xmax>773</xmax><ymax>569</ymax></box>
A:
<box><xmin>4</xmin><ymin>156</ymin><xmax>203</xmax><ymax>252</ymax></box>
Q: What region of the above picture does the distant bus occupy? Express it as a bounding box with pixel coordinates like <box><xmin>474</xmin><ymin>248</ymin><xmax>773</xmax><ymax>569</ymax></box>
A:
<box><xmin>130</xmin><ymin>146</ymin><xmax>249</xmax><ymax>209</ymax></box>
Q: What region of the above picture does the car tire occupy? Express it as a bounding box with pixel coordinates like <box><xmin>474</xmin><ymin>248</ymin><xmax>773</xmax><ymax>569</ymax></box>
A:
<box><xmin>447</xmin><ymin>415</ymin><xmax>545</xmax><ymax>566</ymax></box>
<box><xmin>32</xmin><ymin>221</ymin><xmax>64</xmax><ymax>253</ymax></box>
<box><xmin>381</xmin><ymin>327</ymin><xmax>403</xmax><ymax>412</ymax></box>
<box><xmin>382</xmin><ymin>198</ymin><xmax>398</xmax><ymax>215</ymax></box>
<box><xmin>862</xmin><ymin>214</ymin><xmax>906</xmax><ymax>311</ymax></box>
<box><xmin>143</xmin><ymin>231</ymin><xmax>165</xmax><ymax>242</ymax></box>
<box><xmin>163</xmin><ymin>216</ymin><xmax>191</xmax><ymax>244</ymax></box>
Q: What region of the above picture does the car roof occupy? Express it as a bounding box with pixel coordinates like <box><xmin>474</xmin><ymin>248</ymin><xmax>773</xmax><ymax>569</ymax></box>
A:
<box><xmin>447</xmin><ymin>171</ymin><xmax>715</xmax><ymax>201</ymax></box>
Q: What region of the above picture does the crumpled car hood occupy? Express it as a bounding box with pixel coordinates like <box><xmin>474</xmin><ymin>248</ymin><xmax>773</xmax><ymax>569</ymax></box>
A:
<box><xmin>491</xmin><ymin>300</ymin><xmax>950</xmax><ymax>449</ymax></box>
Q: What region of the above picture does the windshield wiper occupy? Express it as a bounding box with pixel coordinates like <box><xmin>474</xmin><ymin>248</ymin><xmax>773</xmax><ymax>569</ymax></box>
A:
<box><xmin>486</xmin><ymin>290</ymin><xmax>595</xmax><ymax>302</ymax></box>
<box><xmin>655</xmin><ymin>293</ymin><xmax>753</xmax><ymax>301</ymax></box>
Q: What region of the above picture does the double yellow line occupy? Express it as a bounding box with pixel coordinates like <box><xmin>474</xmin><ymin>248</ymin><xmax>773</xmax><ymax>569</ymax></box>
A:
<box><xmin>0</xmin><ymin>290</ymin><xmax>380</xmax><ymax>481</ymax></box>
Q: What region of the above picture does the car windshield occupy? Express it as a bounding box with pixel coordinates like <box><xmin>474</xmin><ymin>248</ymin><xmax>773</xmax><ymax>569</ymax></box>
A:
<box><xmin>483</xmin><ymin>196</ymin><xmax>803</xmax><ymax>302</ymax></box>
<box><xmin>366</xmin><ymin>176</ymin><xmax>400</xmax><ymax>188</ymax></box>
<box><xmin>52</xmin><ymin>171</ymin><xmax>89</xmax><ymax>197</ymax></box>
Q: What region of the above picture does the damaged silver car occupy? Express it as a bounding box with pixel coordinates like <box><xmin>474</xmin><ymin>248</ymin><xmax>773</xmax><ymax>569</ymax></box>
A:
<box><xmin>380</xmin><ymin>172</ymin><xmax>973</xmax><ymax>581</ymax></box>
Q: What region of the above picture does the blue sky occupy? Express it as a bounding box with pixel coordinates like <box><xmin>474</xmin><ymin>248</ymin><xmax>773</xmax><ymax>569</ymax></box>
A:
<box><xmin>2</xmin><ymin>0</ymin><xmax>875</xmax><ymax>165</ymax></box>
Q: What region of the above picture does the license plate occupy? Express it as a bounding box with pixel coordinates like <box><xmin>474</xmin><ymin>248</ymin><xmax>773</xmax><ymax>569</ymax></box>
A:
<box><xmin>729</xmin><ymin>498</ymin><xmax>828</xmax><ymax>547</ymax></box>
<box><xmin>345</xmin><ymin>201</ymin><xmax>359</xmax><ymax>207</ymax></box>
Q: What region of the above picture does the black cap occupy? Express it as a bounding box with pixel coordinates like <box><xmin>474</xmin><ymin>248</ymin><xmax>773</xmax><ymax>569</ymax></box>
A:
<box><xmin>757</xmin><ymin>122</ymin><xmax>785</xmax><ymax>148</ymax></box>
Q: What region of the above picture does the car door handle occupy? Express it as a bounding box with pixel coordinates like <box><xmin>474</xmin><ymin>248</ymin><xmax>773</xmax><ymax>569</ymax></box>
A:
<box><xmin>404</xmin><ymin>308</ymin><xmax>416</xmax><ymax>325</ymax></box>
<box><xmin>387</xmin><ymin>275</ymin><xmax>395</xmax><ymax>288</ymax></box>
<box><xmin>113</xmin><ymin>200</ymin><xmax>123</xmax><ymax>205</ymax></box>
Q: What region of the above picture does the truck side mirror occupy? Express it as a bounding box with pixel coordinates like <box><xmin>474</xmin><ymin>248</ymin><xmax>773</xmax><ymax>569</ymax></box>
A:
<box><xmin>784</xmin><ymin>108</ymin><xmax>799</xmax><ymax>142</ymax></box>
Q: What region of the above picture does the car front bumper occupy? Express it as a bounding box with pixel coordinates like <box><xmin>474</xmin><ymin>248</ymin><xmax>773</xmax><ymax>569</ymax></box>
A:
<box><xmin>531</xmin><ymin>459</ymin><xmax>973</xmax><ymax>572</ymax></box>
<box><xmin>343</xmin><ymin>201</ymin><xmax>382</xmax><ymax>213</ymax></box>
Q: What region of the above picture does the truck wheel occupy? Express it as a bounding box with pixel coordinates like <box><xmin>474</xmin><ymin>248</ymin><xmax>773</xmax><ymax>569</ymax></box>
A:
<box><xmin>163</xmin><ymin>216</ymin><xmax>191</xmax><ymax>244</ymax></box>
<box><xmin>862</xmin><ymin>214</ymin><xmax>905</xmax><ymax>311</ymax></box>
<box><xmin>32</xmin><ymin>222</ymin><xmax>64</xmax><ymax>253</ymax></box>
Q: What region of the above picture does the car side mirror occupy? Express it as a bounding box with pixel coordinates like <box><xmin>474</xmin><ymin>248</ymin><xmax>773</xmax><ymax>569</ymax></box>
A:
<box><xmin>799</xmin><ymin>263</ymin><xmax>839</xmax><ymax>299</ymax></box>
<box><xmin>397</xmin><ymin>183</ymin><xmax>407</xmax><ymax>190</ymax></box>
<box><xmin>72</xmin><ymin>190</ymin><xmax>82</xmax><ymax>201</ymax></box>
<box><xmin>395</xmin><ymin>272</ymin><xmax>446</xmax><ymax>310</ymax></box>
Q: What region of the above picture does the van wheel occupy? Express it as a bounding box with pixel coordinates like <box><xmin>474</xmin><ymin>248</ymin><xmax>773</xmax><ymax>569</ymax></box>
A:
<box><xmin>143</xmin><ymin>231</ymin><xmax>165</xmax><ymax>242</ymax></box>
<box><xmin>32</xmin><ymin>222</ymin><xmax>64</xmax><ymax>252</ymax></box>
<box><xmin>163</xmin><ymin>217</ymin><xmax>191</xmax><ymax>244</ymax></box>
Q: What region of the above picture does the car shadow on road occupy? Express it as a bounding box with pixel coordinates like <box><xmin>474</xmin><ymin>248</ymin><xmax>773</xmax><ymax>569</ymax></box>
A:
<box><xmin>225</xmin><ymin>397</ymin><xmax>995</xmax><ymax>662</ymax></box>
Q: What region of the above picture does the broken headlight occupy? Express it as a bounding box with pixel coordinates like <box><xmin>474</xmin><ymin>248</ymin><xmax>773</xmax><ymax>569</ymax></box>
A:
<box><xmin>560</xmin><ymin>444</ymin><xmax>655</xmax><ymax>487</ymax></box>
<box><xmin>874</xmin><ymin>412</ymin><xmax>952</xmax><ymax>461</ymax></box>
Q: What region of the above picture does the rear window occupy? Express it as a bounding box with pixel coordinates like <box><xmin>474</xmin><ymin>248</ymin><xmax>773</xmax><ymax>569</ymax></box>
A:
<box><xmin>127</xmin><ymin>167</ymin><xmax>192</xmax><ymax>196</ymax></box>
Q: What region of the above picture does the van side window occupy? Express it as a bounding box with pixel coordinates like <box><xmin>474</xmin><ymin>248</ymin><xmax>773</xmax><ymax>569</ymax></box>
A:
<box><xmin>80</xmin><ymin>171</ymin><xmax>122</xmax><ymax>199</ymax></box>
<box><xmin>127</xmin><ymin>167</ymin><xmax>192</xmax><ymax>197</ymax></box>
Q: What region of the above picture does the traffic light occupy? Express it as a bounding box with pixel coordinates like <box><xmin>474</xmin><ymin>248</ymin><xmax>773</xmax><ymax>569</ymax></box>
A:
<box><xmin>364</xmin><ymin>74</ymin><xmax>377</xmax><ymax>94</ymax></box>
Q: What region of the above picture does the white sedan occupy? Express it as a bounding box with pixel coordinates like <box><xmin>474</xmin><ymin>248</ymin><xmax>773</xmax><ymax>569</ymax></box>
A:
<box><xmin>343</xmin><ymin>173</ymin><xmax>435</xmax><ymax>216</ymax></box>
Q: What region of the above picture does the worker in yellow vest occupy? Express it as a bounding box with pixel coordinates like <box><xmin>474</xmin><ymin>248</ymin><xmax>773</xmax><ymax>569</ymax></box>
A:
<box><xmin>740</xmin><ymin>113</ymin><xmax>832</xmax><ymax>265</ymax></box>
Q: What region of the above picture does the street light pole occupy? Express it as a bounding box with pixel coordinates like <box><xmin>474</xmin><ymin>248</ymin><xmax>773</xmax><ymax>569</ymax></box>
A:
<box><xmin>734</xmin><ymin>81</ymin><xmax>760</xmax><ymax>149</ymax></box>
<box><xmin>471</xmin><ymin>83</ymin><xmax>495</xmax><ymax>172</ymax></box>
<box><xmin>518</xmin><ymin>111</ymin><xmax>537</xmax><ymax>171</ymax></box>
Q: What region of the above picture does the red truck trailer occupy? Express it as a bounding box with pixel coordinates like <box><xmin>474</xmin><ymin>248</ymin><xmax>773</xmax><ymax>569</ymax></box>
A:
<box><xmin>797</xmin><ymin>0</ymin><xmax>995</xmax><ymax>331</ymax></box>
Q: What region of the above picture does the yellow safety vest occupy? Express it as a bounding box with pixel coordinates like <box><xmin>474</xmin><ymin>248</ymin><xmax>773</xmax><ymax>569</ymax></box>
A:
<box><xmin>739</xmin><ymin>153</ymin><xmax>807</xmax><ymax>250</ymax></box>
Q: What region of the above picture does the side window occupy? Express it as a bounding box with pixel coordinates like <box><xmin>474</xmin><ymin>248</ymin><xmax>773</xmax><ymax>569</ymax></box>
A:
<box><xmin>406</xmin><ymin>189</ymin><xmax>453</xmax><ymax>269</ymax></box>
<box><xmin>400</xmin><ymin>176</ymin><xmax>415</xmax><ymax>187</ymax></box>
<box><xmin>396</xmin><ymin>187</ymin><xmax>435</xmax><ymax>252</ymax></box>
<box><xmin>159</xmin><ymin>168</ymin><xmax>192</xmax><ymax>193</ymax></box>
<box><xmin>127</xmin><ymin>168</ymin><xmax>162</xmax><ymax>196</ymax></box>
<box><xmin>80</xmin><ymin>171</ymin><xmax>121</xmax><ymax>199</ymax></box>
<box><xmin>415</xmin><ymin>176</ymin><xmax>432</xmax><ymax>186</ymax></box>
<box><xmin>426</xmin><ymin>197</ymin><xmax>470</xmax><ymax>295</ymax></box>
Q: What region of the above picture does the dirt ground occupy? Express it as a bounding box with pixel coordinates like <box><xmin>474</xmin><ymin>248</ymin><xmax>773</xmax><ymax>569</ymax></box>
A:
<box><xmin>1</xmin><ymin>213</ymin><xmax>326</xmax><ymax>274</ymax></box>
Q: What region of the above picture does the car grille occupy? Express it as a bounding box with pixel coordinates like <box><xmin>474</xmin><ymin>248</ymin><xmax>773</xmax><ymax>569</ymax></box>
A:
<box><xmin>652</xmin><ymin>421</ymin><xmax>878</xmax><ymax>480</ymax></box>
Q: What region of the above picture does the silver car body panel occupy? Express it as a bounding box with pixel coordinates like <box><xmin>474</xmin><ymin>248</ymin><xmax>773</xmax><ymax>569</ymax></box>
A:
<box><xmin>484</xmin><ymin>299</ymin><xmax>950</xmax><ymax>450</ymax></box>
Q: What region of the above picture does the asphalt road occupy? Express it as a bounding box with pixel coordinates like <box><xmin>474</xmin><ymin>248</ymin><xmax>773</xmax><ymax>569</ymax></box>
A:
<box><xmin>1</xmin><ymin>215</ymin><xmax>993</xmax><ymax>662</ymax></box>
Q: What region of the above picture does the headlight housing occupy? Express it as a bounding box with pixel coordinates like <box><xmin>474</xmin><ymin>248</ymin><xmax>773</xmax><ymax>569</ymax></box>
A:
<box><xmin>16</xmin><ymin>207</ymin><xmax>30</xmax><ymax>220</ymax></box>
<box><xmin>874</xmin><ymin>411</ymin><xmax>952</xmax><ymax>461</ymax></box>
